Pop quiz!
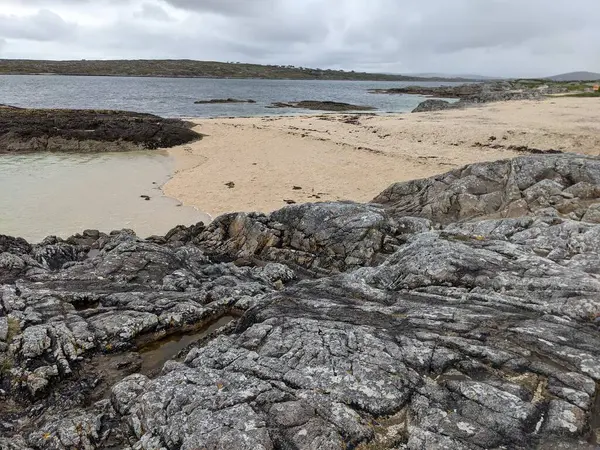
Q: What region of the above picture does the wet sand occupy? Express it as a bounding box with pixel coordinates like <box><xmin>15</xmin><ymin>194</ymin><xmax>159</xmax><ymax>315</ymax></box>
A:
<box><xmin>164</xmin><ymin>97</ymin><xmax>600</xmax><ymax>217</ymax></box>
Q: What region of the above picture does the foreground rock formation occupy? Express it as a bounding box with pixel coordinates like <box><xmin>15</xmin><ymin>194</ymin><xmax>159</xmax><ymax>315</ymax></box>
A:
<box><xmin>0</xmin><ymin>106</ymin><xmax>201</xmax><ymax>153</ymax></box>
<box><xmin>1</xmin><ymin>154</ymin><xmax>600</xmax><ymax>449</ymax></box>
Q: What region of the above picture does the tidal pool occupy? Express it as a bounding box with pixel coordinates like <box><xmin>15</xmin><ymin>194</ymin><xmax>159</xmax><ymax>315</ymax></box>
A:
<box><xmin>0</xmin><ymin>150</ymin><xmax>210</xmax><ymax>243</ymax></box>
<box><xmin>138</xmin><ymin>315</ymin><xmax>236</xmax><ymax>376</ymax></box>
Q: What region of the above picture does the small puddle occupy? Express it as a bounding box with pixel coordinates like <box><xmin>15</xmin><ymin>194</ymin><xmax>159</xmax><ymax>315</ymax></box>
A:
<box><xmin>138</xmin><ymin>315</ymin><xmax>236</xmax><ymax>376</ymax></box>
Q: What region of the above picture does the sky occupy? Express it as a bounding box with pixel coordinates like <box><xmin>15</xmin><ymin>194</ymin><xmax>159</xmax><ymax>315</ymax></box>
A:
<box><xmin>0</xmin><ymin>0</ymin><xmax>598</xmax><ymax>78</ymax></box>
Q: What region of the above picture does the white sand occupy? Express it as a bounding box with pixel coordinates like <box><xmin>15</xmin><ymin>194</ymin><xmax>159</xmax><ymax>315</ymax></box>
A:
<box><xmin>164</xmin><ymin>97</ymin><xmax>600</xmax><ymax>217</ymax></box>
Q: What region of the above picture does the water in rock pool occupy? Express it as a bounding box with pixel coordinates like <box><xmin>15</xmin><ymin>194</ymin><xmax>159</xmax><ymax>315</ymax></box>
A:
<box><xmin>138</xmin><ymin>315</ymin><xmax>236</xmax><ymax>376</ymax></box>
<box><xmin>0</xmin><ymin>150</ymin><xmax>210</xmax><ymax>242</ymax></box>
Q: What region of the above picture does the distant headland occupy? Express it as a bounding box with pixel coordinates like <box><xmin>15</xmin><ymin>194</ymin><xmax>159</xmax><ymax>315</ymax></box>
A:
<box><xmin>0</xmin><ymin>59</ymin><xmax>477</xmax><ymax>82</ymax></box>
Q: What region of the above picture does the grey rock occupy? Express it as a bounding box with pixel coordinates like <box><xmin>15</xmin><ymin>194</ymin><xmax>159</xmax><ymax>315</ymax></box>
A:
<box><xmin>1</xmin><ymin>154</ymin><xmax>600</xmax><ymax>449</ymax></box>
<box><xmin>411</xmin><ymin>99</ymin><xmax>452</xmax><ymax>113</ymax></box>
<box><xmin>581</xmin><ymin>203</ymin><xmax>600</xmax><ymax>223</ymax></box>
<box><xmin>196</xmin><ymin>202</ymin><xmax>397</xmax><ymax>274</ymax></box>
<box><xmin>0</xmin><ymin>317</ymin><xmax>8</xmax><ymax>342</ymax></box>
<box><xmin>543</xmin><ymin>400</ymin><xmax>586</xmax><ymax>435</ymax></box>
<box><xmin>373</xmin><ymin>154</ymin><xmax>600</xmax><ymax>224</ymax></box>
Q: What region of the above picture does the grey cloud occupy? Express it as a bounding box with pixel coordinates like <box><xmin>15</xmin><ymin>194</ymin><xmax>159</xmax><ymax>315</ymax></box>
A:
<box><xmin>1</xmin><ymin>0</ymin><xmax>599</xmax><ymax>77</ymax></box>
<box><xmin>0</xmin><ymin>9</ymin><xmax>75</xmax><ymax>42</ymax></box>
<box><xmin>398</xmin><ymin>0</ymin><xmax>586</xmax><ymax>55</ymax></box>
<box><xmin>134</xmin><ymin>3</ymin><xmax>174</xmax><ymax>21</ymax></box>
<box><xmin>164</xmin><ymin>0</ymin><xmax>276</xmax><ymax>16</ymax></box>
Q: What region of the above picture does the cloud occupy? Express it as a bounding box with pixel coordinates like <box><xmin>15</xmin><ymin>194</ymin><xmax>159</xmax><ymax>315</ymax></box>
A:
<box><xmin>134</xmin><ymin>3</ymin><xmax>174</xmax><ymax>21</ymax></box>
<box><xmin>0</xmin><ymin>9</ymin><xmax>75</xmax><ymax>41</ymax></box>
<box><xmin>0</xmin><ymin>0</ymin><xmax>599</xmax><ymax>77</ymax></box>
<box><xmin>164</xmin><ymin>0</ymin><xmax>276</xmax><ymax>17</ymax></box>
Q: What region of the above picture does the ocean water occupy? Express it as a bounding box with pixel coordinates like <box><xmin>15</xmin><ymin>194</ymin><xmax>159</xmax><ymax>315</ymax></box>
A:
<box><xmin>0</xmin><ymin>75</ymin><xmax>461</xmax><ymax>241</ymax></box>
<box><xmin>0</xmin><ymin>75</ymin><xmax>462</xmax><ymax>117</ymax></box>
<box><xmin>0</xmin><ymin>151</ymin><xmax>210</xmax><ymax>243</ymax></box>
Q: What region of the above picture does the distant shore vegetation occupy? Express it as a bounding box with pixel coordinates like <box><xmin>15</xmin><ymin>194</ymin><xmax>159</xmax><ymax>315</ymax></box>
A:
<box><xmin>0</xmin><ymin>59</ymin><xmax>476</xmax><ymax>82</ymax></box>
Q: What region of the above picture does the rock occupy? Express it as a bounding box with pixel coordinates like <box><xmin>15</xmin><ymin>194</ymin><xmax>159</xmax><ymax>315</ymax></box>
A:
<box><xmin>0</xmin><ymin>235</ymin><xmax>32</xmax><ymax>255</ymax></box>
<box><xmin>544</xmin><ymin>400</ymin><xmax>586</xmax><ymax>435</ymax></box>
<box><xmin>370</xmin><ymin>83</ymin><xmax>487</xmax><ymax>98</ymax></box>
<box><xmin>412</xmin><ymin>99</ymin><xmax>452</xmax><ymax>113</ymax></box>
<box><xmin>0</xmin><ymin>318</ymin><xmax>8</xmax><ymax>342</ymax></box>
<box><xmin>373</xmin><ymin>80</ymin><xmax>567</xmax><ymax>112</ymax></box>
<box><xmin>1</xmin><ymin>154</ymin><xmax>600</xmax><ymax>449</ymax></box>
<box><xmin>225</xmin><ymin>181</ymin><xmax>235</xmax><ymax>189</ymax></box>
<box><xmin>0</xmin><ymin>108</ymin><xmax>202</xmax><ymax>154</ymax></box>
<box><xmin>582</xmin><ymin>203</ymin><xmax>600</xmax><ymax>223</ymax></box>
<box><xmin>194</xmin><ymin>98</ymin><xmax>256</xmax><ymax>104</ymax></box>
<box><xmin>373</xmin><ymin>154</ymin><xmax>600</xmax><ymax>224</ymax></box>
<box><xmin>195</xmin><ymin>202</ymin><xmax>396</xmax><ymax>274</ymax></box>
<box><xmin>267</xmin><ymin>101</ymin><xmax>376</xmax><ymax>111</ymax></box>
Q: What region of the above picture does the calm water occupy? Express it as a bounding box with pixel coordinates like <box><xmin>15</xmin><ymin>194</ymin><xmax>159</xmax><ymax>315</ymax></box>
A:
<box><xmin>0</xmin><ymin>151</ymin><xmax>210</xmax><ymax>243</ymax></box>
<box><xmin>0</xmin><ymin>75</ymin><xmax>462</xmax><ymax>117</ymax></box>
<box><xmin>139</xmin><ymin>315</ymin><xmax>235</xmax><ymax>376</ymax></box>
<box><xmin>0</xmin><ymin>75</ymin><xmax>462</xmax><ymax>241</ymax></box>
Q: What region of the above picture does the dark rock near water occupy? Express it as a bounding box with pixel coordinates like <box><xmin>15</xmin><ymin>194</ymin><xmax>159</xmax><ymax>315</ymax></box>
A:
<box><xmin>411</xmin><ymin>99</ymin><xmax>452</xmax><ymax>113</ymax></box>
<box><xmin>2</xmin><ymin>153</ymin><xmax>600</xmax><ymax>449</ymax></box>
<box><xmin>194</xmin><ymin>98</ymin><xmax>256</xmax><ymax>104</ymax></box>
<box><xmin>371</xmin><ymin>83</ymin><xmax>488</xmax><ymax>98</ymax></box>
<box><xmin>369</xmin><ymin>80</ymin><xmax>573</xmax><ymax>113</ymax></box>
<box><xmin>0</xmin><ymin>107</ymin><xmax>201</xmax><ymax>153</ymax></box>
<box><xmin>267</xmin><ymin>100</ymin><xmax>376</xmax><ymax>111</ymax></box>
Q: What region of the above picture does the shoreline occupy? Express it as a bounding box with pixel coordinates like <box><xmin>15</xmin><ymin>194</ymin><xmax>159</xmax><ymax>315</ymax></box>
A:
<box><xmin>162</xmin><ymin>96</ymin><xmax>600</xmax><ymax>218</ymax></box>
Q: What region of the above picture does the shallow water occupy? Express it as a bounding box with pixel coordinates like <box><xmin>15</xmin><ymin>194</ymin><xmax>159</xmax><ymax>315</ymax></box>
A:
<box><xmin>0</xmin><ymin>75</ymin><xmax>463</xmax><ymax>117</ymax></box>
<box><xmin>0</xmin><ymin>151</ymin><xmax>210</xmax><ymax>243</ymax></box>
<box><xmin>139</xmin><ymin>315</ymin><xmax>236</xmax><ymax>376</ymax></box>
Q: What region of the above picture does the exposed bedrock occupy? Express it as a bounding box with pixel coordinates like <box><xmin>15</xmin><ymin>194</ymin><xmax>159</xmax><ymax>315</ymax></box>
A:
<box><xmin>1</xmin><ymin>153</ymin><xmax>600</xmax><ymax>449</ymax></box>
<box><xmin>0</xmin><ymin>107</ymin><xmax>201</xmax><ymax>153</ymax></box>
<box><xmin>368</xmin><ymin>81</ymin><xmax>572</xmax><ymax>113</ymax></box>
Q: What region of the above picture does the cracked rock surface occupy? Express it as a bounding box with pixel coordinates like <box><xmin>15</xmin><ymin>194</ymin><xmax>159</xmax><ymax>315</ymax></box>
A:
<box><xmin>1</xmin><ymin>154</ymin><xmax>600</xmax><ymax>449</ymax></box>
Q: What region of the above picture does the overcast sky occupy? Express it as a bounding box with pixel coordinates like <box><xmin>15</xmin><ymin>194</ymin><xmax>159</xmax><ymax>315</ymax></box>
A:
<box><xmin>0</xmin><ymin>0</ymin><xmax>598</xmax><ymax>77</ymax></box>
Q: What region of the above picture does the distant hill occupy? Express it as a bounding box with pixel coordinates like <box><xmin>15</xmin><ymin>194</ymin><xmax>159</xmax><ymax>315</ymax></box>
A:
<box><xmin>546</xmin><ymin>71</ymin><xmax>600</xmax><ymax>82</ymax></box>
<box><xmin>407</xmin><ymin>73</ymin><xmax>502</xmax><ymax>81</ymax></box>
<box><xmin>0</xmin><ymin>59</ymin><xmax>471</xmax><ymax>82</ymax></box>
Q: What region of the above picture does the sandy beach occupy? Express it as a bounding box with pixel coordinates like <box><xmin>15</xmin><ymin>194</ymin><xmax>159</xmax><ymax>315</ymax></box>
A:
<box><xmin>164</xmin><ymin>97</ymin><xmax>600</xmax><ymax>217</ymax></box>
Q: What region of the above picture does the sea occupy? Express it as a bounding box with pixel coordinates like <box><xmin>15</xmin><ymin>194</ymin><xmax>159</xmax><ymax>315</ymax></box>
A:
<box><xmin>0</xmin><ymin>75</ymin><xmax>463</xmax><ymax>242</ymax></box>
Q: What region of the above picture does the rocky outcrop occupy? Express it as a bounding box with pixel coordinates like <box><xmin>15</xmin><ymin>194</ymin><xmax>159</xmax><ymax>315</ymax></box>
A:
<box><xmin>368</xmin><ymin>80</ymin><xmax>575</xmax><ymax>113</ymax></box>
<box><xmin>371</xmin><ymin>83</ymin><xmax>488</xmax><ymax>98</ymax></box>
<box><xmin>194</xmin><ymin>98</ymin><xmax>256</xmax><ymax>104</ymax></box>
<box><xmin>411</xmin><ymin>99</ymin><xmax>452</xmax><ymax>113</ymax></box>
<box><xmin>267</xmin><ymin>101</ymin><xmax>376</xmax><ymax>111</ymax></box>
<box><xmin>0</xmin><ymin>107</ymin><xmax>201</xmax><ymax>153</ymax></box>
<box><xmin>2</xmin><ymin>154</ymin><xmax>600</xmax><ymax>449</ymax></box>
<box><xmin>373</xmin><ymin>154</ymin><xmax>600</xmax><ymax>224</ymax></box>
<box><xmin>373</xmin><ymin>80</ymin><xmax>570</xmax><ymax>99</ymax></box>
